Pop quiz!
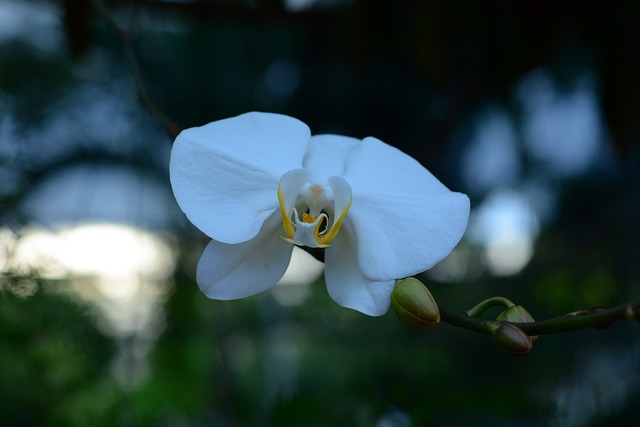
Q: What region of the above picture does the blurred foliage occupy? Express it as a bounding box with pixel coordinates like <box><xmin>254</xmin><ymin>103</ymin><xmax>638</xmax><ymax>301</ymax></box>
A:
<box><xmin>1</xmin><ymin>0</ymin><xmax>639</xmax><ymax>426</ymax></box>
<box><xmin>0</xmin><ymin>277</ymin><xmax>120</xmax><ymax>426</ymax></box>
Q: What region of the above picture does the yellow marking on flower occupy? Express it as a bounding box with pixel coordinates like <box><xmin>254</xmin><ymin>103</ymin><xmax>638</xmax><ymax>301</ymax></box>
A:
<box><xmin>301</xmin><ymin>212</ymin><xmax>316</xmax><ymax>223</ymax></box>
<box><xmin>277</xmin><ymin>175</ymin><xmax>352</xmax><ymax>248</ymax></box>
<box><xmin>277</xmin><ymin>181</ymin><xmax>295</xmax><ymax>239</ymax></box>
<box><xmin>317</xmin><ymin>196</ymin><xmax>351</xmax><ymax>246</ymax></box>
<box><xmin>313</xmin><ymin>213</ymin><xmax>327</xmax><ymax>238</ymax></box>
<box><xmin>281</xmin><ymin>236</ymin><xmax>299</xmax><ymax>245</ymax></box>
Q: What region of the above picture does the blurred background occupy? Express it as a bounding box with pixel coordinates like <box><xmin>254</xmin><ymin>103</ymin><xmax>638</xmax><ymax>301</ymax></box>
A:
<box><xmin>1</xmin><ymin>0</ymin><xmax>639</xmax><ymax>425</ymax></box>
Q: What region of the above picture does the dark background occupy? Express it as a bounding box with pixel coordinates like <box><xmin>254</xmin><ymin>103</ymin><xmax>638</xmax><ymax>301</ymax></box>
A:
<box><xmin>1</xmin><ymin>0</ymin><xmax>639</xmax><ymax>425</ymax></box>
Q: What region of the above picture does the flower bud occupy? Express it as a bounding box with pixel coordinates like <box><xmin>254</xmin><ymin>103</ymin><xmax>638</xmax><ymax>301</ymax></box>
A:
<box><xmin>391</xmin><ymin>277</ymin><xmax>440</xmax><ymax>329</ymax></box>
<box><xmin>497</xmin><ymin>305</ymin><xmax>538</xmax><ymax>342</ymax></box>
<box><xmin>493</xmin><ymin>323</ymin><xmax>533</xmax><ymax>356</ymax></box>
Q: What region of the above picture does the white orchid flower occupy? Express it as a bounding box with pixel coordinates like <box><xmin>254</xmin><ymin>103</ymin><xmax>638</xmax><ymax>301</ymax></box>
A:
<box><xmin>170</xmin><ymin>112</ymin><xmax>469</xmax><ymax>316</ymax></box>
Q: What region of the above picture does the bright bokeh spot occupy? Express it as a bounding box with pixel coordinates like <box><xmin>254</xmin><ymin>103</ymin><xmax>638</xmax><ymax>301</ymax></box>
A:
<box><xmin>462</xmin><ymin>105</ymin><xmax>521</xmax><ymax>194</ymax></box>
<box><xmin>518</xmin><ymin>69</ymin><xmax>608</xmax><ymax>177</ymax></box>
<box><xmin>0</xmin><ymin>0</ymin><xmax>62</xmax><ymax>52</ymax></box>
<box><xmin>468</xmin><ymin>189</ymin><xmax>539</xmax><ymax>276</ymax></box>
<box><xmin>271</xmin><ymin>246</ymin><xmax>324</xmax><ymax>307</ymax></box>
<box><xmin>4</xmin><ymin>223</ymin><xmax>175</xmax><ymax>338</ymax></box>
<box><xmin>55</xmin><ymin>223</ymin><xmax>174</xmax><ymax>284</ymax></box>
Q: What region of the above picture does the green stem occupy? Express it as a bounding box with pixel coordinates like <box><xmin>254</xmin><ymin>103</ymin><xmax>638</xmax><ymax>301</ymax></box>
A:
<box><xmin>465</xmin><ymin>296</ymin><xmax>515</xmax><ymax>318</ymax></box>
<box><xmin>440</xmin><ymin>308</ymin><xmax>500</xmax><ymax>334</ymax></box>
<box><xmin>441</xmin><ymin>299</ymin><xmax>640</xmax><ymax>336</ymax></box>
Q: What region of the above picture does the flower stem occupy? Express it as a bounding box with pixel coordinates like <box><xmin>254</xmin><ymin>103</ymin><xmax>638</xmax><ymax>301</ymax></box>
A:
<box><xmin>440</xmin><ymin>299</ymin><xmax>640</xmax><ymax>336</ymax></box>
<box><xmin>465</xmin><ymin>296</ymin><xmax>515</xmax><ymax>318</ymax></box>
<box><xmin>440</xmin><ymin>308</ymin><xmax>500</xmax><ymax>335</ymax></box>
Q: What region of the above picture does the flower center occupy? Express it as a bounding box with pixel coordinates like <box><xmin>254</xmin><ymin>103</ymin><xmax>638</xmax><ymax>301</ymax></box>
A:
<box><xmin>301</xmin><ymin>211</ymin><xmax>318</xmax><ymax>223</ymax></box>
<box><xmin>277</xmin><ymin>169</ymin><xmax>352</xmax><ymax>248</ymax></box>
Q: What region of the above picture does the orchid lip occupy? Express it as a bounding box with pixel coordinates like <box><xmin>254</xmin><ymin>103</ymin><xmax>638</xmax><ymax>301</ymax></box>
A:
<box><xmin>277</xmin><ymin>170</ymin><xmax>352</xmax><ymax>248</ymax></box>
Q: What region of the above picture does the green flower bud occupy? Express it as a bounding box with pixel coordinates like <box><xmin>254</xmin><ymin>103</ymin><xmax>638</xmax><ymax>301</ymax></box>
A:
<box><xmin>391</xmin><ymin>277</ymin><xmax>440</xmax><ymax>329</ymax></box>
<box><xmin>493</xmin><ymin>323</ymin><xmax>533</xmax><ymax>356</ymax></box>
<box><xmin>497</xmin><ymin>305</ymin><xmax>538</xmax><ymax>342</ymax></box>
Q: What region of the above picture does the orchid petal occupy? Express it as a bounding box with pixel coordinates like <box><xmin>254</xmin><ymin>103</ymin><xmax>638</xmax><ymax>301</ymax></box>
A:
<box><xmin>302</xmin><ymin>134</ymin><xmax>360</xmax><ymax>183</ymax></box>
<box><xmin>170</xmin><ymin>112</ymin><xmax>310</xmax><ymax>243</ymax></box>
<box><xmin>343</xmin><ymin>136</ymin><xmax>470</xmax><ymax>280</ymax></box>
<box><xmin>196</xmin><ymin>213</ymin><xmax>293</xmax><ymax>299</ymax></box>
<box><xmin>316</xmin><ymin>176</ymin><xmax>352</xmax><ymax>246</ymax></box>
<box><xmin>324</xmin><ymin>227</ymin><xmax>396</xmax><ymax>316</ymax></box>
<box><xmin>277</xmin><ymin>169</ymin><xmax>310</xmax><ymax>239</ymax></box>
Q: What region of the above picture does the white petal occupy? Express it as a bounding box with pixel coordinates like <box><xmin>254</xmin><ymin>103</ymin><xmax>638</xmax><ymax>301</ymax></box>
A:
<box><xmin>324</xmin><ymin>227</ymin><xmax>395</xmax><ymax>316</ymax></box>
<box><xmin>302</xmin><ymin>134</ymin><xmax>360</xmax><ymax>184</ymax></box>
<box><xmin>328</xmin><ymin>176</ymin><xmax>352</xmax><ymax>216</ymax></box>
<box><xmin>196</xmin><ymin>213</ymin><xmax>293</xmax><ymax>300</ymax></box>
<box><xmin>342</xmin><ymin>136</ymin><xmax>470</xmax><ymax>280</ymax></box>
<box><xmin>315</xmin><ymin>176</ymin><xmax>351</xmax><ymax>246</ymax></box>
<box><xmin>278</xmin><ymin>169</ymin><xmax>310</xmax><ymax>239</ymax></box>
<box><xmin>170</xmin><ymin>112</ymin><xmax>310</xmax><ymax>243</ymax></box>
<box><xmin>344</xmin><ymin>136</ymin><xmax>453</xmax><ymax>194</ymax></box>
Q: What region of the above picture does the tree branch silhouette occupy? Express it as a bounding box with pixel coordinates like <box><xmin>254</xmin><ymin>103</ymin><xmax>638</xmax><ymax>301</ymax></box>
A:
<box><xmin>93</xmin><ymin>0</ymin><xmax>180</xmax><ymax>139</ymax></box>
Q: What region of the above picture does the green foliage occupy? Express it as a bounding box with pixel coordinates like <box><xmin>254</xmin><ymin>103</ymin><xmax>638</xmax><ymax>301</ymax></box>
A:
<box><xmin>0</xmin><ymin>278</ymin><xmax>121</xmax><ymax>426</ymax></box>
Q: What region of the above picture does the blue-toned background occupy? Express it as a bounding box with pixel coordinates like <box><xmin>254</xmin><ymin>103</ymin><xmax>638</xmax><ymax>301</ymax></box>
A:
<box><xmin>1</xmin><ymin>0</ymin><xmax>639</xmax><ymax>425</ymax></box>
